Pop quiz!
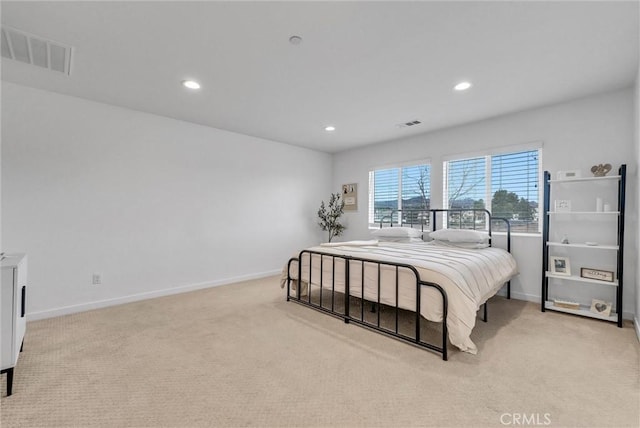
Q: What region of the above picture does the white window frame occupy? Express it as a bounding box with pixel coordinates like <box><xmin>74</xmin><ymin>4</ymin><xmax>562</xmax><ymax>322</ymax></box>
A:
<box><xmin>368</xmin><ymin>160</ymin><xmax>431</xmax><ymax>228</ymax></box>
<box><xmin>442</xmin><ymin>143</ymin><xmax>543</xmax><ymax>234</ymax></box>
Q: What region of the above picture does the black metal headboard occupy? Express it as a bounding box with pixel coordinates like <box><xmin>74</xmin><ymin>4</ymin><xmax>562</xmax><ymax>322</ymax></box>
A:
<box><xmin>377</xmin><ymin>208</ymin><xmax>511</xmax><ymax>252</ymax></box>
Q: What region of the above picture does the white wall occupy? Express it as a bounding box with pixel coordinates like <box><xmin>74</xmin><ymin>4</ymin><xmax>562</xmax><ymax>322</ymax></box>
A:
<box><xmin>2</xmin><ymin>82</ymin><xmax>332</xmax><ymax>319</ymax></box>
<box><xmin>635</xmin><ymin>64</ymin><xmax>640</xmax><ymax>337</ymax></box>
<box><xmin>333</xmin><ymin>88</ymin><xmax>637</xmax><ymax>318</ymax></box>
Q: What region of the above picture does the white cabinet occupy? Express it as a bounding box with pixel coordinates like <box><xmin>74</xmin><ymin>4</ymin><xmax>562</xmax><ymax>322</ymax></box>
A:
<box><xmin>1</xmin><ymin>253</ymin><xmax>27</xmax><ymax>396</ymax></box>
<box><xmin>541</xmin><ymin>166</ymin><xmax>626</xmax><ymax>326</ymax></box>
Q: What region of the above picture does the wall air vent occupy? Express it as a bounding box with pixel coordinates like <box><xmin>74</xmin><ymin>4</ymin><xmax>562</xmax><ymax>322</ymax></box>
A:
<box><xmin>396</xmin><ymin>120</ymin><xmax>422</xmax><ymax>128</ymax></box>
<box><xmin>1</xmin><ymin>26</ymin><xmax>73</xmax><ymax>75</ymax></box>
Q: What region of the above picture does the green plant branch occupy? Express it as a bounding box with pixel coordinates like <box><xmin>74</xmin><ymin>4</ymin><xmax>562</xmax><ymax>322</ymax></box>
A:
<box><xmin>318</xmin><ymin>193</ymin><xmax>346</xmax><ymax>242</ymax></box>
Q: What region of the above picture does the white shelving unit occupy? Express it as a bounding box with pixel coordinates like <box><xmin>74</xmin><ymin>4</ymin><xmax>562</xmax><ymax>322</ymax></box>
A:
<box><xmin>547</xmin><ymin>211</ymin><xmax>620</xmax><ymax>216</ymax></box>
<box><xmin>541</xmin><ymin>166</ymin><xmax>626</xmax><ymax>327</ymax></box>
<box><xmin>546</xmin><ymin>242</ymin><xmax>618</xmax><ymax>250</ymax></box>
<box><xmin>545</xmin><ymin>271</ymin><xmax>618</xmax><ymax>286</ymax></box>
<box><xmin>547</xmin><ymin>175</ymin><xmax>621</xmax><ymax>184</ymax></box>
<box><xmin>542</xmin><ymin>301</ymin><xmax>617</xmax><ymax>322</ymax></box>
<box><xmin>1</xmin><ymin>253</ymin><xmax>27</xmax><ymax>396</ymax></box>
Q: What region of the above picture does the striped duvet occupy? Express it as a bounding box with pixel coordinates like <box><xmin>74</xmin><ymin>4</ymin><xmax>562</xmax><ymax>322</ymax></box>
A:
<box><xmin>282</xmin><ymin>241</ymin><xmax>518</xmax><ymax>354</ymax></box>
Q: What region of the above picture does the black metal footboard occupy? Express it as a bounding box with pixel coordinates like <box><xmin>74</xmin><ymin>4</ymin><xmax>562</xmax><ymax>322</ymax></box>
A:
<box><xmin>286</xmin><ymin>250</ymin><xmax>449</xmax><ymax>361</ymax></box>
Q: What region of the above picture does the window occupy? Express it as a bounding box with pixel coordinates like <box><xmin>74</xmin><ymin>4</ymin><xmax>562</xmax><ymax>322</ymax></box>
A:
<box><xmin>443</xmin><ymin>149</ymin><xmax>540</xmax><ymax>233</ymax></box>
<box><xmin>368</xmin><ymin>163</ymin><xmax>431</xmax><ymax>226</ymax></box>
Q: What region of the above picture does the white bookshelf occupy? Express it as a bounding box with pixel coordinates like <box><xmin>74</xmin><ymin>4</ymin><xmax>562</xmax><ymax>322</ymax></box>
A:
<box><xmin>547</xmin><ymin>211</ymin><xmax>620</xmax><ymax>215</ymax></box>
<box><xmin>546</xmin><ymin>242</ymin><xmax>618</xmax><ymax>250</ymax></box>
<box><xmin>548</xmin><ymin>175</ymin><xmax>621</xmax><ymax>184</ymax></box>
<box><xmin>544</xmin><ymin>301</ymin><xmax>617</xmax><ymax>322</ymax></box>
<box><xmin>541</xmin><ymin>166</ymin><xmax>626</xmax><ymax>327</ymax></box>
<box><xmin>545</xmin><ymin>272</ymin><xmax>618</xmax><ymax>287</ymax></box>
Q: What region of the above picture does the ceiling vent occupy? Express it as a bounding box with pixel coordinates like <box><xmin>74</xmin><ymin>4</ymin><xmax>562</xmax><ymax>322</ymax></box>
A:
<box><xmin>1</xmin><ymin>27</ymin><xmax>73</xmax><ymax>75</ymax></box>
<box><xmin>396</xmin><ymin>120</ymin><xmax>422</xmax><ymax>128</ymax></box>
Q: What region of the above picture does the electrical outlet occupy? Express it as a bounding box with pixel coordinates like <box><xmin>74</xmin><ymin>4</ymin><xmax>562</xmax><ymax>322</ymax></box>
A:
<box><xmin>92</xmin><ymin>273</ymin><xmax>102</xmax><ymax>285</ymax></box>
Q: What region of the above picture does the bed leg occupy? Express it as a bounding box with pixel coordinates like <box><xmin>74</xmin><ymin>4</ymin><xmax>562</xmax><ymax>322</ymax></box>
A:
<box><xmin>482</xmin><ymin>302</ymin><xmax>488</xmax><ymax>322</ymax></box>
<box><xmin>2</xmin><ymin>368</ymin><xmax>14</xmax><ymax>396</ymax></box>
<box><xmin>442</xmin><ymin>328</ymin><xmax>448</xmax><ymax>361</ymax></box>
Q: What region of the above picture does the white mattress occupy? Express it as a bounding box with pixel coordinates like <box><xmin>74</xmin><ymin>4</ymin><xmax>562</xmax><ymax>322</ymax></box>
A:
<box><xmin>282</xmin><ymin>240</ymin><xmax>518</xmax><ymax>354</ymax></box>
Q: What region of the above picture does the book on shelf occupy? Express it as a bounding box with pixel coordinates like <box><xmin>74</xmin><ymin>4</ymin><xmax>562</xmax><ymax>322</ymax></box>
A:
<box><xmin>553</xmin><ymin>299</ymin><xmax>581</xmax><ymax>310</ymax></box>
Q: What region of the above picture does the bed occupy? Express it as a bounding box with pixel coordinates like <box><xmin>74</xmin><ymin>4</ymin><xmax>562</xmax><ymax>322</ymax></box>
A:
<box><xmin>281</xmin><ymin>209</ymin><xmax>518</xmax><ymax>360</ymax></box>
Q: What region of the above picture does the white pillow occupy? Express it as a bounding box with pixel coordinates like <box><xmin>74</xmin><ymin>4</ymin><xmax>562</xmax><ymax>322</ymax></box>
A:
<box><xmin>429</xmin><ymin>228</ymin><xmax>489</xmax><ymax>243</ymax></box>
<box><xmin>377</xmin><ymin>236</ymin><xmax>424</xmax><ymax>243</ymax></box>
<box><xmin>371</xmin><ymin>227</ymin><xmax>423</xmax><ymax>238</ymax></box>
<box><xmin>432</xmin><ymin>240</ymin><xmax>490</xmax><ymax>249</ymax></box>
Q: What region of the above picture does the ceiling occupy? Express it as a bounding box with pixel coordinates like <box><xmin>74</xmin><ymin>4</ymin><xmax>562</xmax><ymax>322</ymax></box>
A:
<box><xmin>1</xmin><ymin>1</ymin><xmax>638</xmax><ymax>153</ymax></box>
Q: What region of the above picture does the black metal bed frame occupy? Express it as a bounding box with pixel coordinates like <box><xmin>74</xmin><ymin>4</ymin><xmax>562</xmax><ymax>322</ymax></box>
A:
<box><xmin>286</xmin><ymin>208</ymin><xmax>512</xmax><ymax>361</ymax></box>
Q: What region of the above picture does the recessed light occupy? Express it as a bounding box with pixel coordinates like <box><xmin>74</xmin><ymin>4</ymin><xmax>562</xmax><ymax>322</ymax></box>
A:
<box><xmin>182</xmin><ymin>80</ymin><xmax>201</xmax><ymax>90</ymax></box>
<box><xmin>324</xmin><ymin>125</ymin><xmax>336</xmax><ymax>132</ymax></box>
<box><xmin>454</xmin><ymin>81</ymin><xmax>472</xmax><ymax>91</ymax></box>
<box><xmin>289</xmin><ymin>35</ymin><xmax>303</xmax><ymax>45</ymax></box>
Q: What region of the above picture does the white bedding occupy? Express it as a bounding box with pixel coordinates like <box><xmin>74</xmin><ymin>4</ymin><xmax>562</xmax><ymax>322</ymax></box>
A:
<box><xmin>281</xmin><ymin>240</ymin><xmax>518</xmax><ymax>354</ymax></box>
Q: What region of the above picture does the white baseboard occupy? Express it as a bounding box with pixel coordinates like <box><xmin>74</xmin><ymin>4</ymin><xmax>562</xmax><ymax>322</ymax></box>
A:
<box><xmin>504</xmin><ymin>290</ymin><xmax>539</xmax><ymax>303</ymax></box>
<box><xmin>28</xmin><ymin>276</ymin><xmax>638</xmax><ymax>326</ymax></box>
<box><xmin>27</xmin><ymin>269</ymin><xmax>281</xmax><ymax>321</ymax></box>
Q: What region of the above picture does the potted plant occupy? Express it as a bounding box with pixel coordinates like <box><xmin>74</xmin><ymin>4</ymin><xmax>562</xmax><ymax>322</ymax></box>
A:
<box><xmin>317</xmin><ymin>193</ymin><xmax>345</xmax><ymax>242</ymax></box>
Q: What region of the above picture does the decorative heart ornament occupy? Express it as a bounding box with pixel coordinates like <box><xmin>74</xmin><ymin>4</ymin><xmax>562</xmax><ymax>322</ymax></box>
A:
<box><xmin>595</xmin><ymin>303</ymin><xmax>607</xmax><ymax>312</ymax></box>
<box><xmin>590</xmin><ymin>163</ymin><xmax>612</xmax><ymax>177</ymax></box>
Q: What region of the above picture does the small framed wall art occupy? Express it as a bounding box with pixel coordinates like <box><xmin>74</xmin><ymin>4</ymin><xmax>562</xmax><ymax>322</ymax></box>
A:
<box><xmin>557</xmin><ymin>170</ymin><xmax>581</xmax><ymax>180</ymax></box>
<box><xmin>342</xmin><ymin>183</ymin><xmax>357</xmax><ymax>211</ymax></box>
<box><xmin>580</xmin><ymin>268</ymin><xmax>614</xmax><ymax>282</ymax></box>
<box><xmin>554</xmin><ymin>199</ymin><xmax>571</xmax><ymax>213</ymax></box>
<box><xmin>550</xmin><ymin>256</ymin><xmax>571</xmax><ymax>276</ymax></box>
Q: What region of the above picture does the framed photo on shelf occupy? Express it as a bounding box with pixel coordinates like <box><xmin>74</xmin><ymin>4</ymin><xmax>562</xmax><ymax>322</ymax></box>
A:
<box><xmin>580</xmin><ymin>268</ymin><xmax>614</xmax><ymax>282</ymax></box>
<box><xmin>550</xmin><ymin>256</ymin><xmax>571</xmax><ymax>276</ymax></box>
<box><xmin>554</xmin><ymin>199</ymin><xmax>572</xmax><ymax>212</ymax></box>
<box><xmin>556</xmin><ymin>170</ymin><xmax>581</xmax><ymax>180</ymax></box>
<box><xmin>590</xmin><ymin>299</ymin><xmax>612</xmax><ymax>317</ymax></box>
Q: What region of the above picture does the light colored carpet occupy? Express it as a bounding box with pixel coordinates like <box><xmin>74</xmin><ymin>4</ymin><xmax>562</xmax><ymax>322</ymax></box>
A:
<box><xmin>1</xmin><ymin>275</ymin><xmax>638</xmax><ymax>428</ymax></box>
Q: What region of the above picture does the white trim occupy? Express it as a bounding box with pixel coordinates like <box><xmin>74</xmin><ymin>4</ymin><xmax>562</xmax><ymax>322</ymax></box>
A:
<box><xmin>442</xmin><ymin>160</ymin><xmax>450</xmax><ymax>209</ymax></box>
<box><xmin>368</xmin><ymin>170</ymin><xmax>375</xmax><ymax>224</ymax></box>
<box><xmin>26</xmin><ymin>269</ymin><xmax>281</xmax><ymax>321</ymax></box>
<box><xmin>367</xmin><ymin>157</ymin><xmax>432</xmax><ymax>172</ymax></box>
<box><xmin>492</xmin><ymin>231</ymin><xmax>541</xmax><ymax>238</ymax></box>
<box><xmin>485</xmin><ymin>155</ymin><xmax>492</xmax><ymax>212</ymax></box>
<box><xmin>506</xmin><ymin>290</ymin><xmax>539</xmax><ymax>303</ymax></box>
<box><xmin>441</xmin><ymin>140</ymin><xmax>544</xmax><ymax>162</ymax></box>
<box><xmin>635</xmin><ymin>317</ymin><xmax>640</xmax><ymax>342</ymax></box>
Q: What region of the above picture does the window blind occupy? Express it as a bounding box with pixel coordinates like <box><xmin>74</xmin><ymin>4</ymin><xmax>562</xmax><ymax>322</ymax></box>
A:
<box><xmin>491</xmin><ymin>150</ymin><xmax>539</xmax><ymax>232</ymax></box>
<box><xmin>443</xmin><ymin>148</ymin><xmax>540</xmax><ymax>233</ymax></box>
<box><xmin>445</xmin><ymin>157</ymin><xmax>486</xmax><ymax>209</ymax></box>
<box><xmin>372</xmin><ymin>168</ymin><xmax>399</xmax><ymax>223</ymax></box>
<box><xmin>368</xmin><ymin>164</ymin><xmax>430</xmax><ymax>225</ymax></box>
